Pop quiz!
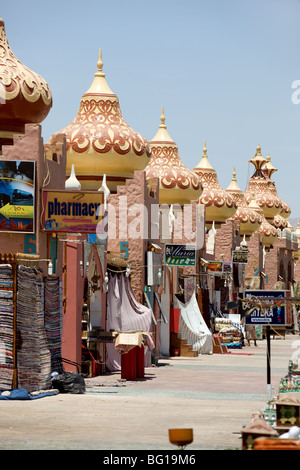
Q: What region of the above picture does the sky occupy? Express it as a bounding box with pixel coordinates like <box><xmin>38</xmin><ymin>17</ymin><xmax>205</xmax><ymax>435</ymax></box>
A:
<box><xmin>1</xmin><ymin>0</ymin><xmax>300</xmax><ymax>223</ymax></box>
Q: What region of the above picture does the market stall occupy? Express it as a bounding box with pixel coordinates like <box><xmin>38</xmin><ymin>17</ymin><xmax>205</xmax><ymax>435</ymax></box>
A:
<box><xmin>214</xmin><ymin>317</ymin><xmax>243</xmax><ymax>349</ymax></box>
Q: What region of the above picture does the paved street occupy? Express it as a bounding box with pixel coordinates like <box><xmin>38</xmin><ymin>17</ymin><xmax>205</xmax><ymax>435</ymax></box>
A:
<box><xmin>0</xmin><ymin>334</ymin><xmax>297</xmax><ymax>451</ymax></box>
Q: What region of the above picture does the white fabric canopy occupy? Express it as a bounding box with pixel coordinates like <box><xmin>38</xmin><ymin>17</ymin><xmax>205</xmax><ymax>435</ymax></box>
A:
<box><xmin>174</xmin><ymin>293</ymin><xmax>213</xmax><ymax>355</ymax></box>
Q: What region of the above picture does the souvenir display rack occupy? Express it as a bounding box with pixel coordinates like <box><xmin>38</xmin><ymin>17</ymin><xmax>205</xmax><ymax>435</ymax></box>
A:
<box><xmin>214</xmin><ymin>317</ymin><xmax>243</xmax><ymax>348</ymax></box>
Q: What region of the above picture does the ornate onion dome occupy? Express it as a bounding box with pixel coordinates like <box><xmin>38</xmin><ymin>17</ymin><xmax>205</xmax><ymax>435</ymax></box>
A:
<box><xmin>280</xmin><ymin>200</ymin><xmax>291</xmax><ymax>220</ymax></box>
<box><xmin>52</xmin><ymin>49</ymin><xmax>151</xmax><ymax>191</ymax></box>
<box><xmin>244</xmin><ymin>145</ymin><xmax>282</xmax><ymax>222</ymax></box>
<box><xmin>145</xmin><ymin>107</ymin><xmax>202</xmax><ymax>205</ymax></box>
<box><xmin>272</xmin><ymin>213</ymin><xmax>289</xmax><ymax>230</ymax></box>
<box><xmin>263</xmin><ymin>153</ymin><xmax>291</xmax><ymax>228</ymax></box>
<box><xmin>193</xmin><ymin>142</ymin><xmax>237</xmax><ymax>229</ymax></box>
<box><xmin>0</xmin><ymin>18</ymin><xmax>52</xmax><ymax>147</ymax></box>
<box><xmin>226</xmin><ymin>167</ymin><xmax>261</xmax><ymax>239</ymax></box>
<box><xmin>248</xmin><ymin>193</ymin><xmax>278</xmax><ymax>248</ymax></box>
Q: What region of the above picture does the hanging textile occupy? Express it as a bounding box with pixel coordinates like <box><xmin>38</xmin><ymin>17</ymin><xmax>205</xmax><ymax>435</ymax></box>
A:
<box><xmin>44</xmin><ymin>276</ymin><xmax>62</xmax><ymax>372</ymax></box>
<box><xmin>0</xmin><ymin>265</ymin><xmax>14</xmax><ymax>390</ymax></box>
<box><xmin>106</xmin><ymin>274</ymin><xmax>154</xmax><ymax>371</ymax></box>
<box><xmin>184</xmin><ymin>277</ymin><xmax>195</xmax><ymax>303</ymax></box>
<box><xmin>174</xmin><ymin>293</ymin><xmax>213</xmax><ymax>355</ymax></box>
<box><xmin>17</xmin><ymin>266</ymin><xmax>51</xmax><ymax>392</ymax></box>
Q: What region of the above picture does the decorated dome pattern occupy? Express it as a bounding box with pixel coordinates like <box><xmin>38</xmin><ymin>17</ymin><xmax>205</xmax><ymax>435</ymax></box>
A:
<box><xmin>0</xmin><ymin>18</ymin><xmax>52</xmax><ymax>128</ymax></box>
<box><xmin>145</xmin><ymin>108</ymin><xmax>202</xmax><ymax>204</ymax></box>
<box><xmin>272</xmin><ymin>214</ymin><xmax>288</xmax><ymax>230</ymax></box>
<box><xmin>226</xmin><ymin>168</ymin><xmax>261</xmax><ymax>238</ymax></box>
<box><xmin>193</xmin><ymin>142</ymin><xmax>236</xmax><ymax>225</ymax></box>
<box><xmin>60</xmin><ymin>96</ymin><xmax>150</xmax><ymax>158</ymax></box>
<box><xmin>263</xmin><ymin>154</ymin><xmax>291</xmax><ymax>221</ymax></box>
<box><xmin>244</xmin><ymin>145</ymin><xmax>282</xmax><ymax>221</ymax></box>
<box><xmin>248</xmin><ymin>193</ymin><xmax>278</xmax><ymax>247</ymax></box>
<box><xmin>280</xmin><ymin>201</ymin><xmax>291</xmax><ymax>220</ymax></box>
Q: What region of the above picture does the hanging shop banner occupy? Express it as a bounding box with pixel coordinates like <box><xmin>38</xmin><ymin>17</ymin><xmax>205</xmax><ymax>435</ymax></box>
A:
<box><xmin>223</xmin><ymin>261</ymin><xmax>232</xmax><ymax>273</ymax></box>
<box><xmin>244</xmin><ymin>290</ymin><xmax>288</xmax><ymax>326</ymax></box>
<box><xmin>165</xmin><ymin>244</ymin><xmax>196</xmax><ymax>266</ymax></box>
<box><xmin>232</xmin><ymin>250</ymin><xmax>248</xmax><ymax>264</ymax></box>
<box><xmin>206</xmin><ymin>261</ymin><xmax>223</xmax><ymax>273</ymax></box>
<box><xmin>0</xmin><ymin>160</ymin><xmax>35</xmax><ymax>233</ymax></box>
<box><xmin>42</xmin><ymin>190</ymin><xmax>103</xmax><ymax>233</ymax></box>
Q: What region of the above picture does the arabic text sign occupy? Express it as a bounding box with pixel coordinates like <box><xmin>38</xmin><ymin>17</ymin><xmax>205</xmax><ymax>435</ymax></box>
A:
<box><xmin>42</xmin><ymin>190</ymin><xmax>103</xmax><ymax>233</ymax></box>
<box><xmin>165</xmin><ymin>244</ymin><xmax>196</xmax><ymax>266</ymax></box>
<box><xmin>245</xmin><ymin>290</ymin><xmax>287</xmax><ymax>326</ymax></box>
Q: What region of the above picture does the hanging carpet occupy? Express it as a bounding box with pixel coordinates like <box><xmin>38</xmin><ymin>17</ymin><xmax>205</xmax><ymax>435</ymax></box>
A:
<box><xmin>44</xmin><ymin>276</ymin><xmax>62</xmax><ymax>372</ymax></box>
<box><xmin>106</xmin><ymin>274</ymin><xmax>154</xmax><ymax>371</ymax></box>
<box><xmin>0</xmin><ymin>265</ymin><xmax>14</xmax><ymax>390</ymax></box>
<box><xmin>174</xmin><ymin>293</ymin><xmax>213</xmax><ymax>355</ymax></box>
<box><xmin>17</xmin><ymin>266</ymin><xmax>52</xmax><ymax>392</ymax></box>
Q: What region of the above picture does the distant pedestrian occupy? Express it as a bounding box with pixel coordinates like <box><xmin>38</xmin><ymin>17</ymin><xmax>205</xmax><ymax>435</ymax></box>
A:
<box><xmin>245</xmin><ymin>324</ymin><xmax>257</xmax><ymax>346</ymax></box>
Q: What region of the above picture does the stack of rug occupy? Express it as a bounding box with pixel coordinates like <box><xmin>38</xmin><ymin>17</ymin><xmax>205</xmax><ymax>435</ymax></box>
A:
<box><xmin>16</xmin><ymin>266</ymin><xmax>51</xmax><ymax>392</ymax></box>
<box><xmin>44</xmin><ymin>276</ymin><xmax>62</xmax><ymax>372</ymax></box>
<box><xmin>0</xmin><ymin>265</ymin><xmax>14</xmax><ymax>390</ymax></box>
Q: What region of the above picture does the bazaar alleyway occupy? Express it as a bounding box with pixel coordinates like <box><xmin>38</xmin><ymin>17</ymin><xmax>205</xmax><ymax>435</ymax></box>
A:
<box><xmin>0</xmin><ymin>334</ymin><xmax>296</xmax><ymax>450</ymax></box>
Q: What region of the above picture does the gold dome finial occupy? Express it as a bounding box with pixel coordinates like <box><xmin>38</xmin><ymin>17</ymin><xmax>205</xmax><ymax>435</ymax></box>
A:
<box><xmin>263</xmin><ymin>154</ymin><xmax>277</xmax><ymax>178</ymax></box>
<box><xmin>159</xmin><ymin>106</ymin><xmax>167</xmax><ymax>129</ymax></box>
<box><xmin>84</xmin><ymin>48</ymin><xmax>114</xmax><ymax>95</ymax></box>
<box><xmin>226</xmin><ymin>166</ymin><xmax>241</xmax><ymax>193</ymax></box>
<box><xmin>203</xmin><ymin>140</ymin><xmax>207</xmax><ymax>156</ymax></box>
<box><xmin>193</xmin><ymin>140</ymin><xmax>213</xmax><ymax>170</ymax></box>
<box><xmin>95</xmin><ymin>48</ymin><xmax>105</xmax><ymax>77</ymax></box>
<box><xmin>150</xmin><ymin>107</ymin><xmax>173</xmax><ymax>142</ymax></box>
<box><xmin>249</xmin><ymin>144</ymin><xmax>267</xmax><ymax>174</ymax></box>
<box><xmin>232</xmin><ymin>166</ymin><xmax>237</xmax><ymax>181</ymax></box>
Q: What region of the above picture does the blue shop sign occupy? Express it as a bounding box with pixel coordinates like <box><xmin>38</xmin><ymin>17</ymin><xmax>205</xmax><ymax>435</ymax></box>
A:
<box><xmin>244</xmin><ymin>290</ymin><xmax>287</xmax><ymax>326</ymax></box>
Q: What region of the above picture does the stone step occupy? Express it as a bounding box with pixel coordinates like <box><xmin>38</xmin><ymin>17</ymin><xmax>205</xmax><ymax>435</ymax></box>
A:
<box><xmin>170</xmin><ymin>332</ymin><xmax>198</xmax><ymax>357</ymax></box>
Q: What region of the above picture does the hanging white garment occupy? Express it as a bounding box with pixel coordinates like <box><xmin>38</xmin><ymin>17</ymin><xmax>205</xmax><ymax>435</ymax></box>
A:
<box><xmin>106</xmin><ymin>274</ymin><xmax>154</xmax><ymax>371</ymax></box>
<box><xmin>174</xmin><ymin>293</ymin><xmax>213</xmax><ymax>355</ymax></box>
<box><xmin>106</xmin><ymin>275</ymin><xmax>124</xmax><ymax>371</ymax></box>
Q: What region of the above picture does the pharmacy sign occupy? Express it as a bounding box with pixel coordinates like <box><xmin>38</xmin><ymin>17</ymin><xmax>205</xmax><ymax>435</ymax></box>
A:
<box><xmin>42</xmin><ymin>190</ymin><xmax>103</xmax><ymax>233</ymax></box>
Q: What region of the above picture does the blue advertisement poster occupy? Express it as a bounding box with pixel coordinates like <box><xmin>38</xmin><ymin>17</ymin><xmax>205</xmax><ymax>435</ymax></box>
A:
<box><xmin>244</xmin><ymin>290</ymin><xmax>287</xmax><ymax>326</ymax></box>
<box><xmin>0</xmin><ymin>160</ymin><xmax>35</xmax><ymax>233</ymax></box>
